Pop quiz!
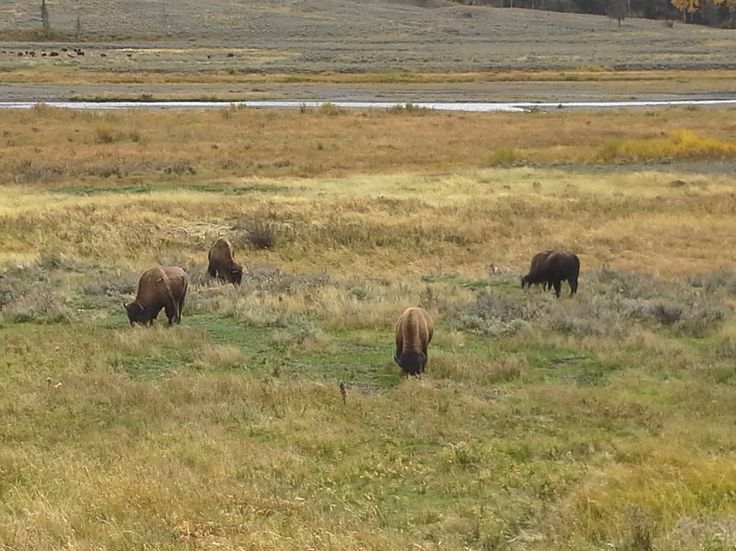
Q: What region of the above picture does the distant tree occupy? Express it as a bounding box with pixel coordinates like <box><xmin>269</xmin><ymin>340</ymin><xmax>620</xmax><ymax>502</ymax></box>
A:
<box><xmin>708</xmin><ymin>0</ymin><xmax>735</xmax><ymax>25</ymax></box>
<box><xmin>607</xmin><ymin>0</ymin><xmax>628</xmax><ymax>24</ymax></box>
<box><xmin>671</xmin><ymin>0</ymin><xmax>699</xmax><ymax>21</ymax></box>
<box><xmin>574</xmin><ymin>0</ymin><xmax>608</xmax><ymax>14</ymax></box>
<box><xmin>631</xmin><ymin>0</ymin><xmax>674</xmax><ymax>18</ymax></box>
<box><xmin>40</xmin><ymin>0</ymin><xmax>50</xmax><ymax>32</ymax></box>
<box><xmin>449</xmin><ymin>0</ymin><xmax>728</xmax><ymax>25</ymax></box>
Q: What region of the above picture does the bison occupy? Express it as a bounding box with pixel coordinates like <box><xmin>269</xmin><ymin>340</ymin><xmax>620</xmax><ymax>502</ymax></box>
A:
<box><xmin>124</xmin><ymin>266</ymin><xmax>189</xmax><ymax>326</ymax></box>
<box><xmin>521</xmin><ymin>249</ymin><xmax>554</xmax><ymax>291</ymax></box>
<box><xmin>522</xmin><ymin>250</ymin><xmax>579</xmax><ymax>298</ymax></box>
<box><xmin>394</xmin><ymin>307</ymin><xmax>433</xmax><ymax>376</ymax></box>
<box><xmin>207</xmin><ymin>238</ymin><xmax>243</xmax><ymax>285</ymax></box>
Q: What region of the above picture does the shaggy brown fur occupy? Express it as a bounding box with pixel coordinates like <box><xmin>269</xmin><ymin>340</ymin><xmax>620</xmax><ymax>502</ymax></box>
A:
<box><xmin>394</xmin><ymin>307</ymin><xmax>434</xmax><ymax>376</ymax></box>
<box><xmin>124</xmin><ymin>266</ymin><xmax>189</xmax><ymax>326</ymax></box>
<box><xmin>521</xmin><ymin>249</ymin><xmax>555</xmax><ymax>290</ymax></box>
<box><xmin>207</xmin><ymin>238</ymin><xmax>243</xmax><ymax>285</ymax></box>
<box><xmin>545</xmin><ymin>251</ymin><xmax>580</xmax><ymax>297</ymax></box>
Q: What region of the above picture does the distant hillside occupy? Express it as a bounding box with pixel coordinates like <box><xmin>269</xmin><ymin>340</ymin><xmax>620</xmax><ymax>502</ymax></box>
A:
<box><xmin>1</xmin><ymin>0</ymin><xmax>735</xmax><ymax>71</ymax></box>
<box><xmin>449</xmin><ymin>0</ymin><xmax>736</xmax><ymax>27</ymax></box>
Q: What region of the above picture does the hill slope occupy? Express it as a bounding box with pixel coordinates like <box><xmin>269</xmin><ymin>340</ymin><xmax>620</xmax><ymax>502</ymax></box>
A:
<box><xmin>2</xmin><ymin>0</ymin><xmax>736</xmax><ymax>71</ymax></box>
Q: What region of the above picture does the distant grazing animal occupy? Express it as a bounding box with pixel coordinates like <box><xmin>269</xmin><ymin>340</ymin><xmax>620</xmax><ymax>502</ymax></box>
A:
<box><xmin>207</xmin><ymin>238</ymin><xmax>243</xmax><ymax>285</ymax></box>
<box><xmin>394</xmin><ymin>307</ymin><xmax>433</xmax><ymax>376</ymax></box>
<box><xmin>523</xmin><ymin>250</ymin><xmax>579</xmax><ymax>298</ymax></box>
<box><xmin>521</xmin><ymin>249</ymin><xmax>555</xmax><ymax>291</ymax></box>
<box><xmin>124</xmin><ymin>266</ymin><xmax>188</xmax><ymax>326</ymax></box>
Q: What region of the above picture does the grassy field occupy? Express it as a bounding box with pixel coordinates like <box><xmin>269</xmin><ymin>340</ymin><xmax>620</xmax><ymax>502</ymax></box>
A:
<box><xmin>1</xmin><ymin>105</ymin><xmax>736</xmax><ymax>549</ymax></box>
<box><xmin>3</xmin><ymin>1</ymin><xmax>736</xmax><ymax>73</ymax></box>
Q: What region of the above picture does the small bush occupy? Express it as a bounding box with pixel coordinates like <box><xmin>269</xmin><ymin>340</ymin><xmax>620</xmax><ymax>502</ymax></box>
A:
<box><xmin>242</xmin><ymin>218</ymin><xmax>276</xmax><ymax>249</ymax></box>
<box><xmin>449</xmin><ymin>291</ymin><xmax>532</xmax><ymax>336</ymax></box>
<box><xmin>387</xmin><ymin>103</ymin><xmax>429</xmax><ymax>115</ymax></box>
<box><xmin>488</xmin><ymin>147</ymin><xmax>521</xmax><ymax>167</ymax></box>
<box><xmin>94</xmin><ymin>126</ymin><xmax>117</xmax><ymax>144</ymax></box>
<box><xmin>716</xmin><ymin>338</ymin><xmax>736</xmax><ymax>359</ymax></box>
<box><xmin>551</xmin><ymin>268</ymin><xmax>730</xmax><ymax>337</ymax></box>
<box><xmin>163</xmin><ymin>162</ymin><xmax>196</xmax><ymax>175</ymax></box>
<box><xmin>688</xmin><ymin>269</ymin><xmax>736</xmax><ymax>294</ymax></box>
<box><xmin>622</xmin><ymin>508</ymin><xmax>654</xmax><ymax>551</ymax></box>
<box><xmin>0</xmin><ymin>262</ymin><xmax>52</xmax><ymax>308</ymax></box>
<box><xmin>318</xmin><ymin>102</ymin><xmax>343</xmax><ymax>116</ymax></box>
<box><xmin>82</xmin><ymin>273</ymin><xmax>138</xmax><ymax>298</ymax></box>
<box><xmin>443</xmin><ymin>268</ymin><xmax>731</xmax><ymax>339</ymax></box>
<box><xmin>11</xmin><ymin>160</ymin><xmax>63</xmax><ymax>184</ymax></box>
<box><xmin>1</xmin><ymin>288</ymin><xmax>70</xmax><ymax>324</ymax></box>
<box><xmin>37</xmin><ymin>252</ymin><xmax>87</xmax><ymax>272</ymax></box>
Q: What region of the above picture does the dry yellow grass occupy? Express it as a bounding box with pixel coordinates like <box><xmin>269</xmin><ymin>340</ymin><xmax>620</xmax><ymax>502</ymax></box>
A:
<box><xmin>2</xmin><ymin>105</ymin><xmax>736</xmax><ymax>550</ymax></box>
<box><xmin>3</xmin><ymin>67</ymin><xmax>735</xmax><ymax>87</ymax></box>
<box><xmin>2</xmin><ymin>106</ymin><xmax>736</xmax><ymax>187</ymax></box>
<box><xmin>1</xmin><ymin>167</ymin><xmax>735</xmax><ymax>277</ymax></box>
<box><xmin>1</xmin><ymin>106</ymin><xmax>735</xmax><ymax>277</ymax></box>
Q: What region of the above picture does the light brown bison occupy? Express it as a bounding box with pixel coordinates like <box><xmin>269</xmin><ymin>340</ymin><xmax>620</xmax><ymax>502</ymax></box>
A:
<box><xmin>522</xmin><ymin>250</ymin><xmax>579</xmax><ymax>298</ymax></box>
<box><xmin>207</xmin><ymin>238</ymin><xmax>243</xmax><ymax>285</ymax></box>
<box><xmin>521</xmin><ymin>249</ymin><xmax>554</xmax><ymax>291</ymax></box>
<box><xmin>394</xmin><ymin>307</ymin><xmax>433</xmax><ymax>376</ymax></box>
<box><xmin>124</xmin><ymin>266</ymin><xmax>189</xmax><ymax>326</ymax></box>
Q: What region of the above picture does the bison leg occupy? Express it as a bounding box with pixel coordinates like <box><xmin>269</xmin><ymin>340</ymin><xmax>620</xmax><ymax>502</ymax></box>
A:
<box><xmin>207</xmin><ymin>263</ymin><xmax>217</xmax><ymax>278</ymax></box>
<box><xmin>164</xmin><ymin>301</ymin><xmax>179</xmax><ymax>326</ymax></box>
<box><xmin>394</xmin><ymin>331</ymin><xmax>403</xmax><ymax>366</ymax></box>
<box><xmin>177</xmin><ymin>298</ymin><xmax>185</xmax><ymax>323</ymax></box>
<box><xmin>570</xmin><ymin>277</ymin><xmax>578</xmax><ymax>296</ymax></box>
<box><xmin>552</xmin><ymin>279</ymin><xmax>562</xmax><ymax>298</ymax></box>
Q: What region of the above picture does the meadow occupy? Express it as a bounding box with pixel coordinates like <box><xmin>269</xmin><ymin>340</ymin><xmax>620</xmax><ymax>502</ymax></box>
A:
<box><xmin>2</xmin><ymin>105</ymin><xmax>736</xmax><ymax>550</ymax></box>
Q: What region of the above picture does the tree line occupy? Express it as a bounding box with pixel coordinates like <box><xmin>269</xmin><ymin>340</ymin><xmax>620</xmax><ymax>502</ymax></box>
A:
<box><xmin>452</xmin><ymin>0</ymin><xmax>736</xmax><ymax>27</ymax></box>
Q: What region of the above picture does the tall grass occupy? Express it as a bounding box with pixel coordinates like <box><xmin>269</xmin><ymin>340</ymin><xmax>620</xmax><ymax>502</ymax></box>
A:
<box><xmin>2</xmin><ymin>108</ymin><xmax>736</xmax><ymax>550</ymax></box>
<box><xmin>597</xmin><ymin>129</ymin><xmax>736</xmax><ymax>162</ymax></box>
<box><xmin>2</xmin><ymin>107</ymin><xmax>736</xmax><ymax>187</ymax></box>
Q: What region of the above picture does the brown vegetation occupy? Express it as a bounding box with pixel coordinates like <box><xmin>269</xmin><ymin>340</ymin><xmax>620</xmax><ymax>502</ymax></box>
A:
<box><xmin>1</xmin><ymin>106</ymin><xmax>736</xmax><ymax>188</ymax></box>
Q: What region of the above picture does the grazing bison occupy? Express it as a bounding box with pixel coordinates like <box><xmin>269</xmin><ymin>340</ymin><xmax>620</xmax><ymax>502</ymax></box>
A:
<box><xmin>521</xmin><ymin>249</ymin><xmax>555</xmax><ymax>291</ymax></box>
<box><xmin>124</xmin><ymin>266</ymin><xmax>188</xmax><ymax>326</ymax></box>
<box><xmin>394</xmin><ymin>307</ymin><xmax>434</xmax><ymax>376</ymax></box>
<box><xmin>523</xmin><ymin>250</ymin><xmax>579</xmax><ymax>298</ymax></box>
<box><xmin>207</xmin><ymin>238</ymin><xmax>243</xmax><ymax>285</ymax></box>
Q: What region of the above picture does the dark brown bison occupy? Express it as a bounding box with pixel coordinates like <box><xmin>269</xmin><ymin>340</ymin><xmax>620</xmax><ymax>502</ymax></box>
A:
<box><xmin>521</xmin><ymin>249</ymin><xmax>554</xmax><ymax>291</ymax></box>
<box><xmin>124</xmin><ymin>266</ymin><xmax>189</xmax><ymax>326</ymax></box>
<box><xmin>207</xmin><ymin>238</ymin><xmax>243</xmax><ymax>285</ymax></box>
<box><xmin>522</xmin><ymin>250</ymin><xmax>579</xmax><ymax>298</ymax></box>
<box><xmin>394</xmin><ymin>307</ymin><xmax>434</xmax><ymax>376</ymax></box>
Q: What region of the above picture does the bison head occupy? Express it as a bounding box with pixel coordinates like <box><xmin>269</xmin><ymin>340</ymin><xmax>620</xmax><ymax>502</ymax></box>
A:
<box><xmin>520</xmin><ymin>275</ymin><xmax>529</xmax><ymax>289</ymax></box>
<box><xmin>124</xmin><ymin>302</ymin><xmax>146</xmax><ymax>325</ymax></box>
<box><xmin>230</xmin><ymin>263</ymin><xmax>243</xmax><ymax>285</ymax></box>
<box><xmin>395</xmin><ymin>351</ymin><xmax>427</xmax><ymax>376</ymax></box>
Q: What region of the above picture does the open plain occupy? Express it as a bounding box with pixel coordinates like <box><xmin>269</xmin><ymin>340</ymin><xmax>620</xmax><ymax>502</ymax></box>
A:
<box><xmin>2</xmin><ymin>1</ymin><xmax>736</xmax><ymax>550</ymax></box>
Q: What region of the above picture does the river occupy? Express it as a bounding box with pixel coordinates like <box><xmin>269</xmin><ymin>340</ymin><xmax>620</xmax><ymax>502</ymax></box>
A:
<box><xmin>2</xmin><ymin>99</ymin><xmax>736</xmax><ymax>112</ymax></box>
